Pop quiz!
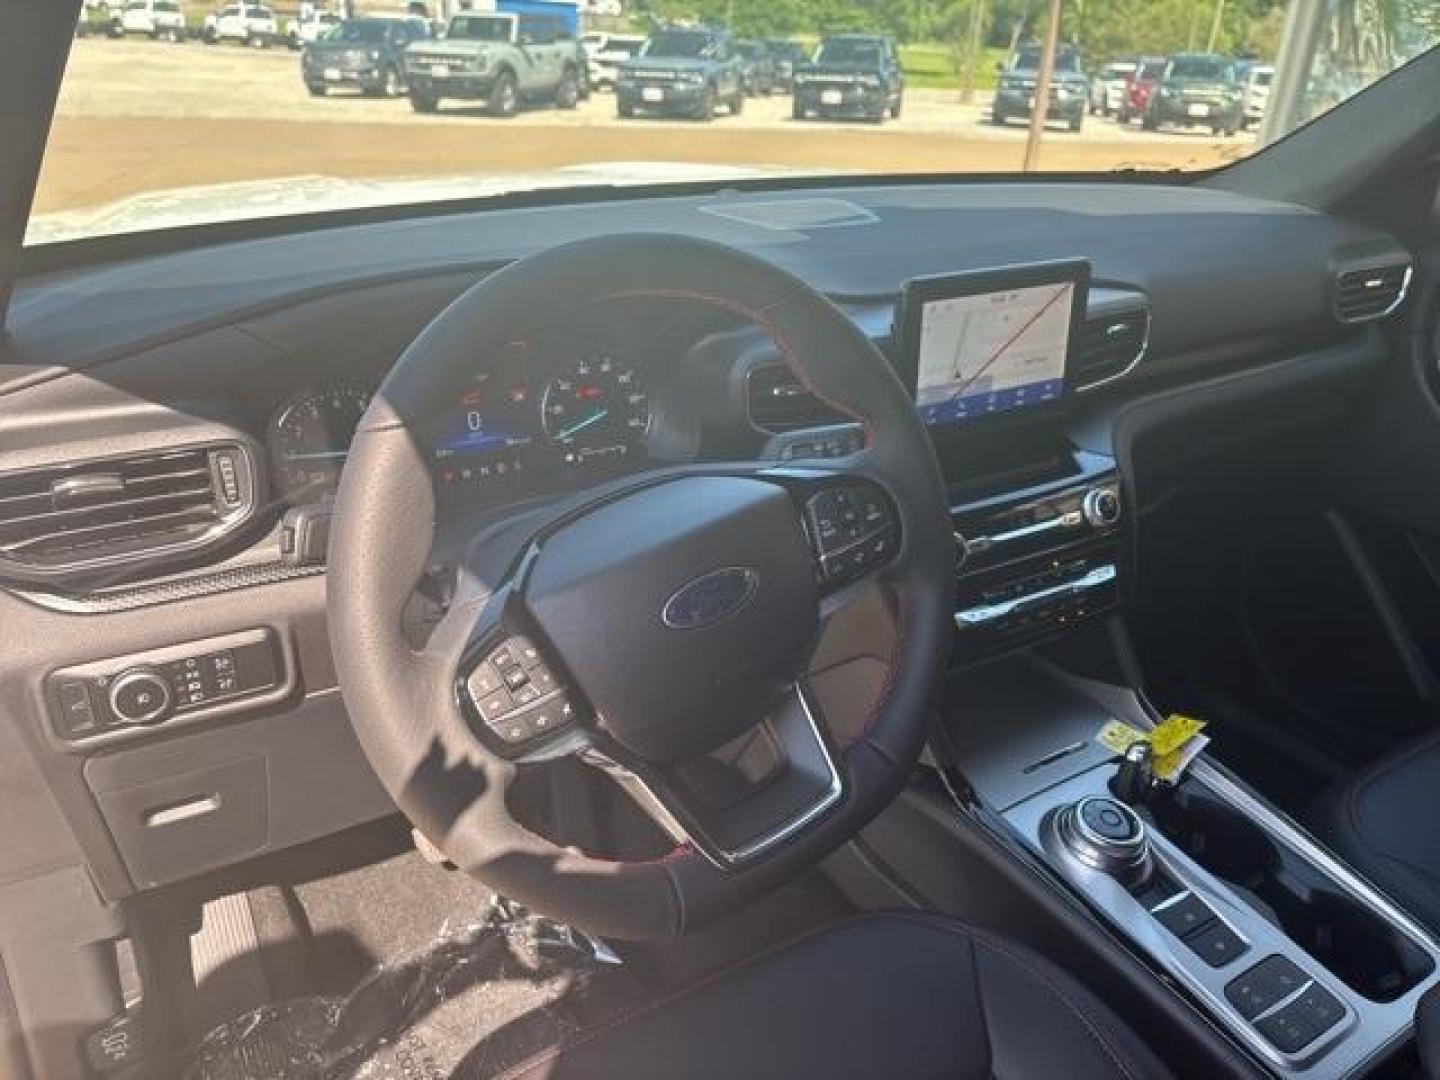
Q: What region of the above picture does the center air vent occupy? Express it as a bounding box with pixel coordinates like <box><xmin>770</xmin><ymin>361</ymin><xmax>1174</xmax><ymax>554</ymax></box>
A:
<box><xmin>1073</xmin><ymin>306</ymin><xmax>1150</xmax><ymax>391</ymax></box>
<box><xmin>1334</xmin><ymin>261</ymin><xmax>1411</xmax><ymax>323</ymax></box>
<box><xmin>0</xmin><ymin>444</ymin><xmax>255</xmax><ymax>582</ymax></box>
<box><xmin>746</xmin><ymin>363</ymin><xmax>844</xmax><ymax>433</ymax></box>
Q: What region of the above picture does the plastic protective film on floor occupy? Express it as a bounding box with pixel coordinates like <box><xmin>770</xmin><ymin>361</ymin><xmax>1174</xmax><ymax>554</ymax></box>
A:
<box><xmin>187</xmin><ymin>896</ymin><xmax>625</xmax><ymax>1080</ymax></box>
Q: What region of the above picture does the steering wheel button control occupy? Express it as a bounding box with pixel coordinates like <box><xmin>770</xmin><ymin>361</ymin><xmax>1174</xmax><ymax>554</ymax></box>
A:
<box><xmin>805</xmin><ymin>482</ymin><xmax>900</xmax><ymax>590</ymax></box>
<box><xmin>465</xmin><ymin>634</ymin><xmax>575</xmax><ymax>750</ymax></box>
<box><xmin>1225</xmin><ymin>956</ymin><xmax>1309</xmax><ymax>1020</ymax></box>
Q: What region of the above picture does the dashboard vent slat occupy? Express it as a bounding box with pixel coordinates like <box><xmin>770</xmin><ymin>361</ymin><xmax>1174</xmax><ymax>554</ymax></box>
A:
<box><xmin>1334</xmin><ymin>262</ymin><xmax>1411</xmax><ymax>323</ymax></box>
<box><xmin>0</xmin><ymin>445</ymin><xmax>255</xmax><ymax>581</ymax></box>
<box><xmin>1072</xmin><ymin>307</ymin><xmax>1150</xmax><ymax>390</ymax></box>
<box><xmin>746</xmin><ymin>363</ymin><xmax>845</xmax><ymax>433</ymax></box>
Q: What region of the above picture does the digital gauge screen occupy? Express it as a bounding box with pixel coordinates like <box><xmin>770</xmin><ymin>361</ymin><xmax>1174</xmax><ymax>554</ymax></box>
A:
<box><xmin>431</xmin><ymin>348</ymin><xmax>650</xmax><ymax>503</ymax></box>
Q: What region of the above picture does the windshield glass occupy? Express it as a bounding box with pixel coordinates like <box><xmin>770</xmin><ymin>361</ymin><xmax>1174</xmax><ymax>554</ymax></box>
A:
<box><xmin>816</xmin><ymin>39</ymin><xmax>882</xmax><ymax>65</ymax></box>
<box><xmin>28</xmin><ymin>0</ymin><xmax>1440</xmax><ymax>244</ymax></box>
<box><xmin>1168</xmin><ymin>56</ymin><xmax>1233</xmax><ymax>80</ymax></box>
<box><xmin>447</xmin><ymin>16</ymin><xmax>511</xmax><ymax>42</ymax></box>
<box><xmin>323</xmin><ymin>21</ymin><xmax>388</xmax><ymax>44</ymax></box>
<box><xmin>642</xmin><ymin>30</ymin><xmax>714</xmax><ymax>59</ymax></box>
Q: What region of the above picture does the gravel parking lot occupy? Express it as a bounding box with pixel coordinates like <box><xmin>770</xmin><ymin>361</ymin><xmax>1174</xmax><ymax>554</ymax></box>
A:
<box><xmin>36</xmin><ymin>37</ymin><xmax>1257</xmax><ymax>216</ymax></box>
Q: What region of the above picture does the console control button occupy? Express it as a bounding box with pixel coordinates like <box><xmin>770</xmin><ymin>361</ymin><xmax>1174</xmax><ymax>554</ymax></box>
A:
<box><xmin>1082</xmin><ymin>798</ymin><xmax>1140</xmax><ymax>842</ymax></box>
<box><xmin>1153</xmin><ymin>893</ymin><xmax>1215</xmax><ymax>938</ymax></box>
<box><xmin>1253</xmin><ymin>985</ymin><xmax>1344</xmax><ymax>1055</ymax></box>
<box><xmin>108</xmin><ymin>668</ymin><xmax>172</xmax><ymax>725</ymax></box>
<box><xmin>1184</xmin><ymin>919</ymin><xmax>1248</xmax><ymax>968</ymax></box>
<box><xmin>1225</xmin><ymin>956</ymin><xmax>1308</xmax><ymax>1020</ymax></box>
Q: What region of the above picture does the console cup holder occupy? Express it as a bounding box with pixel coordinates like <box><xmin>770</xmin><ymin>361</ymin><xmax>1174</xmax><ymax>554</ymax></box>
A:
<box><xmin>1148</xmin><ymin>784</ymin><xmax>1435</xmax><ymax>1003</ymax></box>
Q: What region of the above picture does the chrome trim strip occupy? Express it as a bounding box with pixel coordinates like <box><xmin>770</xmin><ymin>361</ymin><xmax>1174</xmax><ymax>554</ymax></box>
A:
<box><xmin>955</xmin><ymin>563</ymin><xmax>1116</xmax><ymax>628</ymax></box>
<box><xmin>717</xmin><ymin>683</ymin><xmax>843</xmax><ymax>866</ymax></box>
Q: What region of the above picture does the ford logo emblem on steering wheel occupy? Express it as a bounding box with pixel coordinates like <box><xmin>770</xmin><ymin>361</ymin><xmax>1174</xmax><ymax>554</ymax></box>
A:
<box><xmin>662</xmin><ymin>567</ymin><xmax>760</xmax><ymax>629</ymax></box>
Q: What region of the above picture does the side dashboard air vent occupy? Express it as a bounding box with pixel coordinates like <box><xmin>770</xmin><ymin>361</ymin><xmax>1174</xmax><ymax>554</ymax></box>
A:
<box><xmin>1334</xmin><ymin>261</ymin><xmax>1411</xmax><ymax>323</ymax></box>
<box><xmin>746</xmin><ymin>363</ymin><xmax>845</xmax><ymax>433</ymax></box>
<box><xmin>1072</xmin><ymin>306</ymin><xmax>1150</xmax><ymax>390</ymax></box>
<box><xmin>0</xmin><ymin>444</ymin><xmax>256</xmax><ymax>581</ymax></box>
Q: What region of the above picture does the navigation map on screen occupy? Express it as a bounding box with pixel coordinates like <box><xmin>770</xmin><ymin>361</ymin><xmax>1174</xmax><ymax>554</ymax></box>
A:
<box><xmin>914</xmin><ymin>280</ymin><xmax>1075</xmax><ymax>427</ymax></box>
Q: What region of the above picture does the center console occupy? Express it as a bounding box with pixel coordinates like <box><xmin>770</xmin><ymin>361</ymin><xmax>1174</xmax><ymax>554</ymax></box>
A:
<box><xmin>939</xmin><ymin>656</ymin><xmax>1440</xmax><ymax>1077</ymax></box>
<box><xmin>891</xmin><ymin>259</ymin><xmax>1125</xmax><ymax>665</ymax></box>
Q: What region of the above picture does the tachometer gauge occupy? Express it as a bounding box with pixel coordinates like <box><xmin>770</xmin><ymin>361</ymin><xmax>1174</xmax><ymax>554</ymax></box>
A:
<box><xmin>541</xmin><ymin>353</ymin><xmax>650</xmax><ymax>459</ymax></box>
<box><xmin>269</xmin><ymin>383</ymin><xmax>372</xmax><ymax>501</ymax></box>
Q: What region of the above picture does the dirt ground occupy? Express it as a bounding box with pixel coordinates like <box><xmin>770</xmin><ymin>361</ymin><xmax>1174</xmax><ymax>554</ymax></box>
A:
<box><xmin>34</xmin><ymin>37</ymin><xmax>1256</xmax><ymax>218</ymax></box>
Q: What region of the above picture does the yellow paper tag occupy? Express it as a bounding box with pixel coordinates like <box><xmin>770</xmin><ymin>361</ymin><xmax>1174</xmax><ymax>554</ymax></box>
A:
<box><xmin>1148</xmin><ymin>713</ymin><xmax>1206</xmax><ymax>757</ymax></box>
<box><xmin>1095</xmin><ymin>719</ymin><xmax>1149</xmax><ymax>757</ymax></box>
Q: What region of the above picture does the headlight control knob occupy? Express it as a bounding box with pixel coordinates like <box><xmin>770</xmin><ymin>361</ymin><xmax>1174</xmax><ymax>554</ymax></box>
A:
<box><xmin>108</xmin><ymin>667</ymin><xmax>172</xmax><ymax>725</ymax></box>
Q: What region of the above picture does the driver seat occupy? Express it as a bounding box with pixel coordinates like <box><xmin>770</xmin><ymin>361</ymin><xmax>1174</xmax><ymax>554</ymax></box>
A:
<box><xmin>498</xmin><ymin>913</ymin><xmax>1170</xmax><ymax>1079</ymax></box>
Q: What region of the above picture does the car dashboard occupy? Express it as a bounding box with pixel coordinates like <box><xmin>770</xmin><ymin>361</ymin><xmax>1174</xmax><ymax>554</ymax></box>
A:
<box><xmin>0</xmin><ymin>178</ymin><xmax>1412</xmax><ymax>910</ymax></box>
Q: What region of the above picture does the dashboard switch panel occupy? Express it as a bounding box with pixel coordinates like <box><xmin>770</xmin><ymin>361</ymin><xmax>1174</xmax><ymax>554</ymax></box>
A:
<box><xmin>47</xmin><ymin>629</ymin><xmax>283</xmax><ymax>748</ymax></box>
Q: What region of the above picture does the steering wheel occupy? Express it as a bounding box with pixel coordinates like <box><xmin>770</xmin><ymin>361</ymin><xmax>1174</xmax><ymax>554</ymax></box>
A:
<box><xmin>328</xmin><ymin>234</ymin><xmax>954</xmax><ymax>941</ymax></box>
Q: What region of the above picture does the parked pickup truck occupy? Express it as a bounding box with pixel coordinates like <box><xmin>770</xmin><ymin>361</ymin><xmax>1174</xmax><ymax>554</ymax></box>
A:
<box><xmin>404</xmin><ymin>9</ymin><xmax>584</xmax><ymax>116</ymax></box>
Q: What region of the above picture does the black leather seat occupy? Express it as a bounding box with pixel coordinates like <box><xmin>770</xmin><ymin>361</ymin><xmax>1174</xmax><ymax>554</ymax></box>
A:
<box><xmin>1311</xmin><ymin>730</ymin><xmax>1440</xmax><ymax>930</ymax></box>
<box><xmin>499</xmin><ymin>913</ymin><xmax>1169</xmax><ymax>1079</ymax></box>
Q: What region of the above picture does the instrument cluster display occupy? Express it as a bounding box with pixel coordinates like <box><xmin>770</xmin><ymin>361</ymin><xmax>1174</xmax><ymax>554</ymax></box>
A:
<box><xmin>430</xmin><ymin>340</ymin><xmax>653</xmax><ymax>503</ymax></box>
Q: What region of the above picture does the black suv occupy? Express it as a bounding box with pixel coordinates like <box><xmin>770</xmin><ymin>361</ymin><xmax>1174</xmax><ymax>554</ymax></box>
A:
<box><xmin>615</xmin><ymin>26</ymin><xmax>746</xmax><ymax>120</ymax></box>
<box><xmin>792</xmin><ymin>34</ymin><xmax>903</xmax><ymax>123</ymax></box>
<box><xmin>302</xmin><ymin>17</ymin><xmax>430</xmax><ymax>98</ymax></box>
<box><xmin>1143</xmin><ymin>52</ymin><xmax>1244</xmax><ymax>135</ymax></box>
<box><xmin>992</xmin><ymin>43</ymin><xmax>1089</xmax><ymax>130</ymax></box>
<box><xmin>736</xmin><ymin>39</ymin><xmax>777</xmax><ymax>96</ymax></box>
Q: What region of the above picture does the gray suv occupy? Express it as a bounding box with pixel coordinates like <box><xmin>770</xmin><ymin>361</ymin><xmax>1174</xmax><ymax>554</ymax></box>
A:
<box><xmin>615</xmin><ymin>27</ymin><xmax>746</xmax><ymax>121</ymax></box>
<box><xmin>404</xmin><ymin>11</ymin><xmax>584</xmax><ymax>116</ymax></box>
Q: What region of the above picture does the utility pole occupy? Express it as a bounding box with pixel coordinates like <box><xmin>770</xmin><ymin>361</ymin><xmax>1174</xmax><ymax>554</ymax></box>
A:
<box><xmin>1022</xmin><ymin>0</ymin><xmax>1062</xmax><ymax>172</ymax></box>
<box><xmin>1206</xmin><ymin>0</ymin><xmax>1226</xmax><ymax>52</ymax></box>
<box><xmin>959</xmin><ymin>0</ymin><xmax>986</xmax><ymax>104</ymax></box>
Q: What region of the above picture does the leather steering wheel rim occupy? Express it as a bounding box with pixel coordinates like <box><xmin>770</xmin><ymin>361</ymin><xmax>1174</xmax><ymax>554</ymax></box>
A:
<box><xmin>328</xmin><ymin>234</ymin><xmax>954</xmax><ymax>941</ymax></box>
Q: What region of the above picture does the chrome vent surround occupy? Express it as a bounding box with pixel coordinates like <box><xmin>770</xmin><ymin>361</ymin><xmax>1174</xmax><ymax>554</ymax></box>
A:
<box><xmin>1334</xmin><ymin>260</ymin><xmax>1412</xmax><ymax>324</ymax></box>
<box><xmin>746</xmin><ymin>363</ymin><xmax>845</xmax><ymax>433</ymax></box>
<box><xmin>1072</xmin><ymin>305</ymin><xmax>1151</xmax><ymax>391</ymax></box>
<box><xmin>0</xmin><ymin>444</ymin><xmax>256</xmax><ymax>582</ymax></box>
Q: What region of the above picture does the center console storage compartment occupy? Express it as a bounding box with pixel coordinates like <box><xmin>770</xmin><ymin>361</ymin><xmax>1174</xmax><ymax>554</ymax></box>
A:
<box><xmin>1149</xmin><ymin>783</ymin><xmax>1435</xmax><ymax>1003</ymax></box>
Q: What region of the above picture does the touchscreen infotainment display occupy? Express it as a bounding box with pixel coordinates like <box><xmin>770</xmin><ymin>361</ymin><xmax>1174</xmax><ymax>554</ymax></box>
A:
<box><xmin>899</xmin><ymin>261</ymin><xmax>1089</xmax><ymax>430</ymax></box>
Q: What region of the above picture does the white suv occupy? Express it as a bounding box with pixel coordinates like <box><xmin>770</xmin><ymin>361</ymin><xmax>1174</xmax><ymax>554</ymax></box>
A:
<box><xmin>117</xmin><ymin>0</ymin><xmax>186</xmax><ymax>41</ymax></box>
<box><xmin>204</xmin><ymin>4</ymin><xmax>280</xmax><ymax>47</ymax></box>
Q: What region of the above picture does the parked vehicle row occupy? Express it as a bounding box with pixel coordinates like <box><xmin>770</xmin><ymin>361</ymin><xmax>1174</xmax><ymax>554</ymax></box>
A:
<box><xmin>1003</xmin><ymin>46</ymin><xmax>1274</xmax><ymax>137</ymax></box>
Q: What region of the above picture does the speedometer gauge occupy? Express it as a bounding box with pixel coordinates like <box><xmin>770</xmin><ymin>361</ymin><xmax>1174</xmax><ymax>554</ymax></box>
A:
<box><xmin>269</xmin><ymin>383</ymin><xmax>371</xmax><ymax>501</ymax></box>
<box><xmin>541</xmin><ymin>353</ymin><xmax>649</xmax><ymax>458</ymax></box>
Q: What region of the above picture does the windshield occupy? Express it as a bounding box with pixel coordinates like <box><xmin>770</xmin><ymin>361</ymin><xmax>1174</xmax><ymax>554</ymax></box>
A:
<box><xmin>323</xmin><ymin>21</ymin><xmax>388</xmax><ymax>44</ymax></box>
<box><xmin>641</xmin><ymin>30</ymin><xmax>714</xmax><ymax>59</ymax></box>
<box><xmin>28</xmin><ymin>0</ymin><xmax>1440</xmax><ymax>244</ymax></box>
<box><xmin>1168</xmin><ymin>56</ymin><xmax>1233</xmax><ymax>80</ymax></box>
<box><xmin>447</xmin><ymin>16</ymin><xmax>512</xmax><ymax>42</ymax></box>
<box><xmin>816</xmin><ymin>40</ymin><xmax>882</xmax><ymax>65</ymax></box>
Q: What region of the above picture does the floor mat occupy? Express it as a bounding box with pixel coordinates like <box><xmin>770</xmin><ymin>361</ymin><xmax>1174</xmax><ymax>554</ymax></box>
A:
<box><xmin>187</xmin><ymin>898</ymin><xmax>645</xmax><ymax>1080</ymax></box>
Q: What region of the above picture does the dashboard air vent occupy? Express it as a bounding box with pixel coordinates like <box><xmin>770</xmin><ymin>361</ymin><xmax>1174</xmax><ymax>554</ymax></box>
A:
<box><xmin>1072</xmin><ymin>307</ymin><xmax>1150</xmax><ymax>390</ymax></box>
<box><xmin>0</xmin><ymin>444</ymin><xmax>255</xmax><ymax>580</ymax></box>
<box><xmin>746</xmin><ymin>363</ymin><xmax>844</xmax><ymax>433</ymax></box>
<box><xmin>1334</xmin><ymin>262</ymin><xmax>1411</xmax><ymax>323</ymax></box>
